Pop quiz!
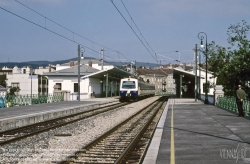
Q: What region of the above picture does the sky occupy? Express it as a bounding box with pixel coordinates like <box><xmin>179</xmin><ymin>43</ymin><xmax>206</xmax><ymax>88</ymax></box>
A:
<box><xmin>0</xmin><ymin>0</ymin><xmax>250</xmax><ymax>65</ymax></box>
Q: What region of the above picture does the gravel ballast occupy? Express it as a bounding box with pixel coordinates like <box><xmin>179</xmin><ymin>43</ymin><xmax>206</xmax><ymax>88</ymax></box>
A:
<box><xmin>0</xmin><ymin>96</ymin><xmax>160</xmax><ymax>164</ymax></box>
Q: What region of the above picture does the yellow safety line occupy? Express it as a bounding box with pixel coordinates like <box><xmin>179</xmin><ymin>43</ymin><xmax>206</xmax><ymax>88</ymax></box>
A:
<box><xmin>170</xmin><ymin>100</ymin><xmax>175</xmax><ymax>164</ymax></box>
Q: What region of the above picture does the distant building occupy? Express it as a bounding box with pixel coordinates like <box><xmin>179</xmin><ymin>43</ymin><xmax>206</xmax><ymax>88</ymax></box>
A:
<box><xmin>6</xmin><ymin>66</ymin><xmax>53</xmax><ymax>95</ymax></box>
<box><xmin>174</xmin><ymin>66</ymin><xmax>216</xmax><ymax>102</ymax></box>
<box><xmin>43</xmin><ymin>59</ymin><xmax>132</xmax><ymax>100</ymax></box>
<box><xmin>137</xmin><ymin>68</ymin><xmax>175</xmax><ymax>93</ymax></box>
<box><xmin>0</xmin><ymin>66</ymin><xmax>12</xmax><ymax>75</ymax></box>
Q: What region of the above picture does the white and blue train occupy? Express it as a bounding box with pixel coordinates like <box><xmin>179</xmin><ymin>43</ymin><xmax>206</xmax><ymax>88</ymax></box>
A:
<box><xmin>119</xmin><ymin>77</ymin><xmax>155</xmax><ymax>102</ymax></box>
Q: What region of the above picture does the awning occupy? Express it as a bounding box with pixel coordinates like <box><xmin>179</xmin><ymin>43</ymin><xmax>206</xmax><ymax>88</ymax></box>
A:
<box><xmin>82</xmin><ymin>66</ymin><xmax>133</xmax><ymax>80</ymax></box>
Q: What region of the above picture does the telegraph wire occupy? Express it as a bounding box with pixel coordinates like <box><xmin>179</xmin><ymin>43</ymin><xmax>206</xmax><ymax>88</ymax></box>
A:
<box><xmin>14</xmin><ymin>0</ymin><xmax>129</xmax><ymax>57</ymax></box>
<box><xmin>120</xmin><ymin>0</ymin><xmax>156</xmax><ymax>54</ymax></box>
<box><xmin>0</xmin><ymin>6</ymin><xmax>100</xmax><ymax>53</ymax></box>
<box><xmin>14</xmin><ymin>0</ymin><xmax>133</xmax><ymax>64</ymax></box>
<box><xmin>0</xmin><ymin>6</ymin><xmax>130</xmax><ymax>66</ymax></box>
<box><xmin>15</xmin><ymin>0</ymin><xmax>152</xmax><ymax>66</ymax></box>
<box><xmin>110</xmin><ymin>0</ymin><xmax>157</xmax><ymax>61</ymax></box>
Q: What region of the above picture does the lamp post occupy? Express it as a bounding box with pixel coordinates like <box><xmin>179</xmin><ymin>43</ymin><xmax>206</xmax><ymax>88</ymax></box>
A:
<box><xmin>198</xmin><ymin>32</ymin><xmax>209</xmax><ymax>104</ymax></box>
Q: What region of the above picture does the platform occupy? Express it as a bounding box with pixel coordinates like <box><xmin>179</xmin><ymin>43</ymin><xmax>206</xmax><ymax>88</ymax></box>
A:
<box><xmin>0</xmin><ymin>97</ymin><xmax>119</xmax><ymax>132</ymax></box>
<box><xmin>143</xmin><ymin>98</ymin><xmax>250</xmax><ymax>164</ymax></box>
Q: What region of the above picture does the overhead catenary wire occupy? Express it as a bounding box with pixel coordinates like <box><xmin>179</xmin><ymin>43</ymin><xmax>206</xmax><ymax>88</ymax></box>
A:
<box><xmin>14</xmin><ymin>0</ymin><xmax>121</xmax><ymax>54</ymax></box>
<box><xmin>0</xmin><ymin>6</ymin><xmax>99</xmax><ymax>54</ymax></box>
<box><xmin>14</xmin><ymin>0</ymin><xmax>132</xmax><ymax>65</ymax></box>
<box><xmin>110</xmin><ymin>0</ymin><xmax>157</xmax><ymax>62</ymax></box>
<box><xmin>120</xmin><ymin>0</ymin><xmax>156</xmax><ymax>54</ymax></box>
<box><xmin>0</xmin><ymin>6</ymin><xmax>130</xmax><ymax>66</ymax></box>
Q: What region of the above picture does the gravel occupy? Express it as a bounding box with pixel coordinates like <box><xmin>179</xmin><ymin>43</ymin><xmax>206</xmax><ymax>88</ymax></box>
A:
<box><xmin>0</xmin><ymin>96</ymin><xmax>160</xmax><ymax>164</ymax></box>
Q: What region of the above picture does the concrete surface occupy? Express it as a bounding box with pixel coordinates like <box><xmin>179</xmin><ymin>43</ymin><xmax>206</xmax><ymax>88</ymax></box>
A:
<box><xmin>0</xmin><ymin>97</ymin><xmax>119</xmax><ymax>132</ymax></box>
<box><xmin>144</xmin><ymin>98</ymin><xmax>250</xmax><ymax>164</ymax></box>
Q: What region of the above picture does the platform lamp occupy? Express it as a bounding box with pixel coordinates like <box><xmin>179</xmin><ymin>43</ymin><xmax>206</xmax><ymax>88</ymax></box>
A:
<box><xmin>198</xmin><ymin>32</ymin><xmax>209</xmax><ymax>104</ymax></box>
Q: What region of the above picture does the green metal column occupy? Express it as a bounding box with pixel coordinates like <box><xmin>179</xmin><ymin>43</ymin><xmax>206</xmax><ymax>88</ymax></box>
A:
<box><xmin>111</xmin><ymin>81</ymin><xmax>113</xmax><ymax>98</ymax></box>
<box><xmin>180</xmin><ymin>75</ymin><xmax>182</xmax><ymax>98</ymax></box>
<box><xmin>115</xmin><ymin>81</ymin><xmax>117</xmax><ymax>96</ymax></box>
<box><xmin>106</xmin><ymin>73</ymin><xmax>108</xmax><ymax>98</ymax></box>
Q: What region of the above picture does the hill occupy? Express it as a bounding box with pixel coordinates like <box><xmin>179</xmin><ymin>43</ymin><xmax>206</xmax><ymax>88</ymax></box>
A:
<box><xmin>0</xmin><ymin>58</ymin><xmax>159</xmax><ymax>69</ymax></box>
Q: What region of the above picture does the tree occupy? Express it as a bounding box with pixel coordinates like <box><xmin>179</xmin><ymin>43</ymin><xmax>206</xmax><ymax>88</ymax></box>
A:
<box><xmin>207</xmin><ymin>20</ymin><xmax>250</xmax><ymax>96</ymax></box>
<box><xmin>0</xmin><ymin>75</ymin><xmax>6</xmax><ymax>87</ymax></box>
<box><xmin>8</xmin><ymin>87</ymin><xmax>20</xmax><ymax>95</ymax></box>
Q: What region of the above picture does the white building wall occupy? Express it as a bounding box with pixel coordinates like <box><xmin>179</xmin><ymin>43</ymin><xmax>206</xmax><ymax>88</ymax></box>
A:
<box><xmin>6</xmin><ymin>73</ymin><xmax>39</xmax><ymax>95</ymax></box>
<box><xmin>47</xmin><ymin>76</ymin><xmax>93</xmax><ymax>99</ymax></box>
<box><xmin>55</xmin><ymin>65</ymin><xmax>70</xmax><ymax>71</ymax></box>
<box><xmin>88</xmin><ymin>64</ymin><xmax>113</xmax><ymax>71</ymax></box>
<box><xmin>195</xmin><ymin>69</ymin><xmax>216</xmax><ymax>95</ymax></box>
<box><xmin>89</xmin><ymin>78</ymin><xmax>101</xmax><ymax>95</ymax></box>
<box><xmin>35</xmin><ymin>68</ymin><xmax>52</xmax><ymax>74</ymax></box>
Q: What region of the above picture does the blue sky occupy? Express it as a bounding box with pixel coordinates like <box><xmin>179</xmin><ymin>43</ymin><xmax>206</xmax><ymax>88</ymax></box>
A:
<box><xmin>0</xmin><ymin>0</ymin><xmax>250</xmax><ymax>65</ymax></box>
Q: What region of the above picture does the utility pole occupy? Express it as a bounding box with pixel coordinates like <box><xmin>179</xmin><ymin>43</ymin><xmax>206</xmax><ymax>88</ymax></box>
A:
<box><xmin>199</xmin><ymin>51</ymin><xmax>201</xmax><ymax>100</ymax></box>
<box><xmin>194</xmin><ymin>44</ymin><xmax>198</xmax><ymax>102</ymax></box>
<box><xmin>30</xmin><ymin>66</ymin><xmax>32</xmax><ymax>104</ymax></box>
<box><xmin>78</xmin><ymin>45</ymin><xmax>80</xmax><ymax>101</ymax></box>
<box><xmin>101</xmin><ymin>48</ymin><xmax>104</xmax><ymax>70</ymax></box>
<box><xmin>106</xmin><ymin>73</ymin><xmax>108</xmax><ymax>98</ymax></box>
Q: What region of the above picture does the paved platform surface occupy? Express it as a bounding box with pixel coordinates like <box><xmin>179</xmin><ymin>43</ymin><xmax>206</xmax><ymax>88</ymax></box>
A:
<box><xmin>0</xmin><ymin>97</ymin><xmax>119</xmax><ymax>120</ymax></box>
<box><xmin>144</xmin><ymin>98</ymin><xmax>250</xmax><ymax>164</ymax></box>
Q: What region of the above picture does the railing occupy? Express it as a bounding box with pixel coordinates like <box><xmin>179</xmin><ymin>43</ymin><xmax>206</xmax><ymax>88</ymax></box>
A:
<box><xmin>217</xmin><ymin>95</ymin><xmax>250</xmax><ymax>115</ymax></box>
<box><xmin>155</xmin><ymin>91</ymin><xmax>175</xmax><ymax>96</ymax></box>
<box><xmin>0</xmin><ymin>93</ymin><xmax>64</xmax><ymax>108</ymax></box>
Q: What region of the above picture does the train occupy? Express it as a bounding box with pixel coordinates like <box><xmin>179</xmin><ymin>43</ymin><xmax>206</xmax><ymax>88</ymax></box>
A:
<box><xmin>119</xmin><ymin>77</ymin><xmax>155</xmax><ymax>102</ymax></box>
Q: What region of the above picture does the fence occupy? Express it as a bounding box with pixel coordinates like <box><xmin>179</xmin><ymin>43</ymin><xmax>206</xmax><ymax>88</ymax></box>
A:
<box><xmin>0</xmin><ymin>93</ymin><xmax>64</xmax><ymax>108</ymax></box>
<box><xmin>155</xmin><ymin>91</ymin><xmax>175</xmax><ymax>96</ymax></box>
<box><xmin>200</xmin><ymin>94</ymin><xmax>215</xmax><ymax>104</ymax></box>
<box><xmin>216</xmin><ymin>95</ymin><xmax>250</xmax><ymax>115</ymax></box>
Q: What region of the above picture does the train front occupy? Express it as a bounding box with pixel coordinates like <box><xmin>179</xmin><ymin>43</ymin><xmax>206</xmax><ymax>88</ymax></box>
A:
<box><xmin>119</xmin><ymin>78</ymin><xmax>138</xmax><ymax>102</ymax></box>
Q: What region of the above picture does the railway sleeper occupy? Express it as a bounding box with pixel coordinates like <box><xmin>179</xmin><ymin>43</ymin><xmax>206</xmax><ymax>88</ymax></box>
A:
<box><xmin>93</xmin><ymin>142</ymin><xmax>127</xmax><ymax>146</ymax></box>
<box><xmin>99</xmin><ymin>140</ymin><xmax>131</xmax><ymax>144</ymax></box>
<box><xmin>72</xmin><ymin>158</ymin><xmax>115</xmax><ymax>163</ymax></box>
<box><xmin>85</xmin><ymin>151</ymin><xmax>122</xmax><ymax>155</ymax></box>
<box><xmin>89</xmin><ymin>148</ymin><xmax>125</xmax><ymax>151</ymax></box>
<box><xmin>75</xmin><ymin>154</ymin><xmax>119</xmax><ymax>158</ymax></box>
<box><xmin>96</xmin><ymin>142</ymin><xmax>130</xmax><ymax>146</ymax></box>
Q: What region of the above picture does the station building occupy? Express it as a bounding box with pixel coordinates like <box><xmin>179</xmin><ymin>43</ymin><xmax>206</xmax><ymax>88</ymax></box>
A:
<box><xmin>43</xmin><ymin>59</ymin><xmax>132</xmax><ymax>100</ymax></box>
<box><xmin>174</xmin><ymin>67</ymin><xmax>217</xmax><ymax>103</ymax></box>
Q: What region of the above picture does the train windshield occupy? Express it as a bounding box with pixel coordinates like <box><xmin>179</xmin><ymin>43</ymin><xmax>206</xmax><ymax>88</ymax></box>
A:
<box><xmin>122</xmin><ymin>81</ymin><xmax>136</xmax><ymax>89</ymax></box>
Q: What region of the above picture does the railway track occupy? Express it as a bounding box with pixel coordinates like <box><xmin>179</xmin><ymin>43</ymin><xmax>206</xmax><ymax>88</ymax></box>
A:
<box><xmin>58</xmin><ymin>96</ymin><xmax>168</xmax><ymax>164</ymax></box>
<box><xmin>0</xmin><ymin>102</ymin><xmax>129</xmax><ymax>146</ymax></box>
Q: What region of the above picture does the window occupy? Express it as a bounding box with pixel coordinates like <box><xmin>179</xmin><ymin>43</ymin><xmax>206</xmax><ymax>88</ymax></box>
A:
<box><xmin>23</xmin><ymin>69</ymin><xmax>26</xmax><ymax>74</ymax></box>
<box><xmin>74</xmin><ymin>83</ymin><xmax>78</xmax><ymax>92</ymax></box>
<box><xmin>55</xmin><ymin>83</ymin><xmax>62</xmax><ymax>90</ymax></box>
<box><xmin>122</xmin><ymin>81</ymin><xmax>136</xmax><ymax>89</ymax></box>
<box><xmin>11</xmin><ymin>83</ymin><xmax>20</xmax><ymax>88</ymax></box>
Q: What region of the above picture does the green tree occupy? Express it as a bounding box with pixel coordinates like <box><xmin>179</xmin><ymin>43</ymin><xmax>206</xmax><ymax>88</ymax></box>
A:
<box><xmin>207</xmin><ymin>20</ymin><xmax>250</xmax><ymax>96</ymax></box>
<box><xmin>8</xmin><ymin>87</ymin><xmax>20</xmax><ymax>95</ymax></box>
<box><xmin>0</xmin><ymin>75</ymin><xmax>6</xmax><ymax>87</ymax></box>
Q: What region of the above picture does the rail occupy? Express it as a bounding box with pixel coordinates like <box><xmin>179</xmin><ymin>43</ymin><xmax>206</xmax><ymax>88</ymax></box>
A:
<box><xmin>0</xmin><ymin>102</ymin><xmax>127</xmax><ymax>146</ymax></box>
